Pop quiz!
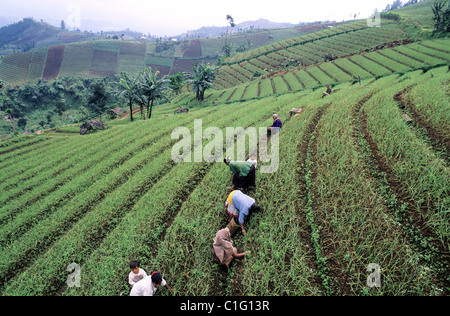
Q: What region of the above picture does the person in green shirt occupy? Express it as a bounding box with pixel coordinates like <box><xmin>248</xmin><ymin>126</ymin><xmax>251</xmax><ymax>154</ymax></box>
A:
<box><xmin>224</xmin><ymin>157</ymin><xmax>256</xmax><ymax>191</ymax></box>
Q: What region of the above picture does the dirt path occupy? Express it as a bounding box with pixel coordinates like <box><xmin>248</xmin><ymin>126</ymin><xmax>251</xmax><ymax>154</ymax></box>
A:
<box><xmin>296</xmin><ymin>103</ymin><xmax>333</xmax><ymax>295</ymax></box>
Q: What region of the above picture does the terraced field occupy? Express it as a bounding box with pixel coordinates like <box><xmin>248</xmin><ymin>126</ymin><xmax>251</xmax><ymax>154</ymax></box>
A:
<box><xmin>213</xmin><ymin>32</ymin><xmax>449</xmax><ymax>89</ymax></box>
<box><xmin>0</xmin><ymin>0</ymin><xmax>449</xmax><ymax>297</ymax></box>
<box><xmin>0</xmin><ymin>19</ymin><xmax>335</xmax><ymax>85</ymax></box>
<box><xmin>173</xmin><ymin>38</ymin><xmax>449</xmax><ymax>106</ymax></box>
<box><xmin>0</xmin><ymin>64</ymin><xmax>448</xmax><ymax>296</ymax></box>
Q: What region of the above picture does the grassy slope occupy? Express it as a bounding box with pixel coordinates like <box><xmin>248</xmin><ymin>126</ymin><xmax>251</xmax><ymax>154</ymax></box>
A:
<box><xmin>0</xmin><ymin>0</ymin><xmax>449</xmax><ymax>296</ymax></box>
<box><xmin>0</xmin><ymin>66</ymin><xmax>448</xmax><ymax>296</ymax></box>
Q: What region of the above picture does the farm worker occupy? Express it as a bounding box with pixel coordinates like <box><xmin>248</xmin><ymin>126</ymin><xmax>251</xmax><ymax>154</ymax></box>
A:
<box><xmin>224</xmin><ymin>157</ymin><xmax>256</xmax><ymax>191</ymax></box>
<box><xmin>211</xmin><ymin>227</ymin><xmax>250</xmax><ymax>268</ymax></box>
<box><xmin>268</xmin><ymin>114</ymin><xmax>283</xmax><ymax>133</ymax></box>
<box><xmin>128</xmin><ymin>260</ymin><xmax>148</xmax><ymax>286</ymax></box>
<box><xmin>130</xmin><ymin>271</ymin><xmax>174</xmax><ymax>296</ymax></box>
<box><xmin>322</xmin><ymin>85</ymin><xmax>332</xmax><ymax>98</ymax></box>
<box><xmin>225</xmin><ymin>190</ymin><xmax>261</xmax><ymax>236</ymax></box>
<box><xmin>247</xmin><ymin>153</ymin><xmax>258</xmax><ymax>169</ymax></box>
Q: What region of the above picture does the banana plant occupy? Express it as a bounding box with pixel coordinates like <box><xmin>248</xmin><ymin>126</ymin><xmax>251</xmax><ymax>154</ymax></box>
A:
<box><xmin>140</xmin><ymin>67</ymin><xmax>171</xmax><ymax>119</ymax></box>
<box><xmin>116</xmin><ymin>72</ymin><xmax>140</xmax><ymax>121</ymax></box>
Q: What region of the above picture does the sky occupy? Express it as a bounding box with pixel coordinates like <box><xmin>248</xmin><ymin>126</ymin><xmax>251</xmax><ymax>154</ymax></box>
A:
<box><xmin>2</xmin><ymin>0</ymin><xmax>397</xmax><ymax>36</ymax></box>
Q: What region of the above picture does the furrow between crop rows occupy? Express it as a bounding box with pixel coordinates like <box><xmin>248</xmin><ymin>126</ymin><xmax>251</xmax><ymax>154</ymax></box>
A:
<box><xmin>355</xmin><ymin>81</ymin><xmax>450</xmax><ymax>294</ymax></box>
<box><xmin>0</xmin><ymin>107</ymin><xmax>224</xmax><ymax>292</ymax></box>
<box><xmin>394</xmin><ymin>87</ymin><xmax>449</xmax><ymax>164</ymax></box>
<box><xmin>60</xmin><ymin>95</ymin><xmax>280</xmax><ymax>296</ymax></box>
<box><xmin>0</xmin><ymin>94</ymin><xmax>271</xmax><ymax>295</ymax></box>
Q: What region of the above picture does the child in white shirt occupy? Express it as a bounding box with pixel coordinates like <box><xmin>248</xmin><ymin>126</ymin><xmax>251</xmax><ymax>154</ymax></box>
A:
<box><xmin>130</xmin><ymin>272</ymin><xmax>174</xmax><ymax>296</ymax></box>
<box><xmin>128</xmin><ymin>260</ymin><xmax>148</xmax><ymax>286</ymax></box>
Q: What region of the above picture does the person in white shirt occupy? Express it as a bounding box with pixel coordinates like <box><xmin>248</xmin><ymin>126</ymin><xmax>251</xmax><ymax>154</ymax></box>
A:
<box><xmin>130</xmin><ymin>272</ymin><xmax>174</xmax><ymax>296</ymax></box>
<box><xmin>128</xmin><ymin>260</ymin><xmax>148</xmax><ymax>286</ymax></box>
<box><xmin>247</xmin><ymin>153</ymin><xmax>257</xmax><ymax>169</ymax></box>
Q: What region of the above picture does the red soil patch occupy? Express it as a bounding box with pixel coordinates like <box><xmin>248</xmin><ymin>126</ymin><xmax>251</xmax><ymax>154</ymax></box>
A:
<box><xmin>43</xmin><ymin>45</ymin><xmax>65</xmax><ymax>80</ymax></box>
<box><xmin>183</xmin><ymin>39</ymin><xmax>202</xmax><ymax>58</ymax></box>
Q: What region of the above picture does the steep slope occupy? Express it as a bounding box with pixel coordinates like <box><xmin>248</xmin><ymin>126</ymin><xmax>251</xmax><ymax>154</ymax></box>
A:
<box><xmin>0</xmin><ymin>66</ymin><xmax>448</xmax><ymax>296</ymax></box>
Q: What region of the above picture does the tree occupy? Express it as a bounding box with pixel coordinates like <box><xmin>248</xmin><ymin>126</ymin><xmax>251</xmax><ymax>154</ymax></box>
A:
<box><xmin>61</xmin><ymin>20</ymin><xmax>66</xmax><ymax>30</ymax></box>
<box><xmin>17</xmin><ymin>118</ymin><xmax>27</xmax><ymax>130</ymax></box>
<box><xmin>133</xmin><ymin>74</ymin><xmax>147</xmax><ymax>120</ymax></box>
<box><xmin>444</xmin><ymin>4</ymin><xmax>450</xmax><ymax>32</ymax></box>
<box><xmin>169</xmin><ymin>72</ymin><xmax>184</xmax><ymax>95</ymax></box>
<box><xmin>384</xmin><ymin>0</ymin><xmax>403</xmax><ymax>11</ymax></box>
<box><xmin>88</xmin><ymin>82</ymin><xmax>109</xmax><ymax>116</ymax></box>
<box><xmin>432</xmin><ymin>1</ymin><xmax>450</xmax><ymax>32</ymax></box>
<box><xmin>223</xmin><ymin>15</ymin><xmax>236</xmax><ymax>58</ymax></box>
<box><xmin>0</xmin><ymin>80</ymin><xmax>4</xmax><ymax>107</ymax></box>
<box><xmin>140</xmin><ymin>67</ymin><xmax>171</xmax><ymax>119</ymax></box>
<box><xmin>5</xmin><ymin>109</ymin><xmax>17</xmax><ymax>134</ymax></box>
<box><xmin>186</xmin><ymin>62</ymin><xmax>217</xmax><ymax>101</ymax></box>
<box><xmin>226</xmin><ymin>15</ymin><xmax>236</xmax><ymax>28</ymax></box>
<box><xmin>116</xmin><ymin>72</ymin><xmax>139</xmax><ymax>121</ymax></box>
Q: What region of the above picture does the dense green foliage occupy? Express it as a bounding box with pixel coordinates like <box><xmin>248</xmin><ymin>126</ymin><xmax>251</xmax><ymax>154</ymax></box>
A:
<box><xmin>0</xmin><ymin>77</ymin><xmax>119</xmax><ymax>134</ymax></box>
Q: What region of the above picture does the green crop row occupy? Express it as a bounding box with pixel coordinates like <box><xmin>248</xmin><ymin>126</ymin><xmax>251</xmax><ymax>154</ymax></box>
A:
<box><xmin>210</xmin><ymin>39</ymin><xmax>449</xmax><ymax>102</ymax></box>
<box><xmin>405</xmin><ymin>74</ymin><xmax>450</xmax><ymax>138</ymax></box>
<box><xmin>0</xmin><ymin>89</ymin><xmax>276</xmax><ymax>295</ymax></box>
<box><xmin>0</xmin><ymin>106</ymin><xmax>220</xmax><ymax>290</ymax></box>
<box><xmin>65</xmin><ymin>95</ymin><xmax>284</xmax><ymax>296</ymax></box>
<box><xmin>364</xmin><ymin>75</ymin><xmax>450</xmax><ymax>251</ymax></box>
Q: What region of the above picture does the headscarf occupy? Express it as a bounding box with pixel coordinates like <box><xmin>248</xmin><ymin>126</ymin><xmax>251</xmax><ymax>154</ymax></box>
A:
<box><xmin>213</xmin><ymin>228</ymin><xmax>234</xmax><ymax>263</ymax></box>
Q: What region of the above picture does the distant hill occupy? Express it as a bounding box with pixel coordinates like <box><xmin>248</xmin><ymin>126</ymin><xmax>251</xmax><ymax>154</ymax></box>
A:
<box><xmin>176</xmin><ymin>18</ymin><xmax>322</xmax><ymax>39</ymax></box>
<box><xmin>0</xmin><ymin>20</ymin><xmax>340</xmax><ymax>86</ymax></box>
<box><xmin>0</xmin><ymin>0</ymin><xmax>447</xmax><ymax>87</ymax></box>
<box><xmin>0</xmin><ymin>18</ymin><xmax>102</xmax><ymax>56</ymax></box>
<box><xmin>0</xmin><ymin>16</ymin><xmax>17</xmax><ymax>28</ymax></box>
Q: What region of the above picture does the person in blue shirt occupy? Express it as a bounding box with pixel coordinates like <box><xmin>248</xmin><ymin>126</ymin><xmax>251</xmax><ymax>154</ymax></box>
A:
<box><xmin>226</xmin><ymin>190</ymin><xmax>261</xmax><ymax>236</ymax></box>
<box><xmin>268</xmin><ymin>114</ymin><xmax>282</xmax><ymax>135</ymax></box>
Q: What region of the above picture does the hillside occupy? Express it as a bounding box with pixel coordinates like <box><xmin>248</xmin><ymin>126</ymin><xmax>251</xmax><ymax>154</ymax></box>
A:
<box><xmin>0</xmin><ymin>0</ymin><xmax>449</xmax><ymax>297</ymax></box>
<box><xmin>176</xmin><ymin>18</ymin><xmax>314</xmax><ymax>39</ymax></box>
<box><xmin>0</xmin><ymin>18</ymin><xmax>101</xmax><ymax>57</ymax></box>
<box><xmin>1</xmin><ymin>0</ymin><xmax>447</xmax><ymax>88</ymax></box>
<box><xmin>0</xmin><ymin>64</ymin><xmax>448</xmax><ymax>296</ymax></box>
<box><xmin>172</xmin><ymin>38</ymin><xmax>449</xmax><ymax>105</ymax></box>
<box><xmin>0</xmin><ymin>20</ymin><xmax>370</xmax><ymax>86</ymax></box>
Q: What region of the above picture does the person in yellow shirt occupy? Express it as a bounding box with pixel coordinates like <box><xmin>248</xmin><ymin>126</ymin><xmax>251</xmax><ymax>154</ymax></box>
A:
<box><xmin>224</xmin><ymin>190</ymin><xmax>260</xmax><ymax>236</ymax></box>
